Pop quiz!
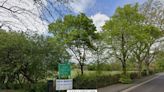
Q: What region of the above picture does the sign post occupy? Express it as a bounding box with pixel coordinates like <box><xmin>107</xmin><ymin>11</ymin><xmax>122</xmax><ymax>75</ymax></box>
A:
<box><xmin>56</xmin><ymin>63</ymin><xmax>72</xmax><ymax>92</ymax></box>
<box><xmin>58</xmin><ymin>63</ymin><xmax>71</xmax><ymax>78</ymax></box>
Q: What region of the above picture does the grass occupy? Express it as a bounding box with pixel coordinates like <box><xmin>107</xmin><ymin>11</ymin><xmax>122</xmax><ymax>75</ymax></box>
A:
<box><xmin>71</xmin><ymin>69</ymin><xmax>138</xmax><ymax>78</ymax></box>
<box><xmin>71</xmin><ymin>69</ymin><xmax>122</xmax><ymax>78</ymax></box>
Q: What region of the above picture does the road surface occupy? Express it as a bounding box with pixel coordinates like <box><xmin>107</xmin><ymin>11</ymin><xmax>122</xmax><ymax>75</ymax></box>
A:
<box><xmin>128</xmin><ymin>73</ymin><xmax>164</xmax><ymax>92</ymax></box>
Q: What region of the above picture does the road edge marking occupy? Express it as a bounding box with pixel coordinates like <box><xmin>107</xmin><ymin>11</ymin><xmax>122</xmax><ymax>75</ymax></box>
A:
<box><xmin>121</xmin><ymin>75</ymin><xmax>159</xmax><ymax>92</ymax></box>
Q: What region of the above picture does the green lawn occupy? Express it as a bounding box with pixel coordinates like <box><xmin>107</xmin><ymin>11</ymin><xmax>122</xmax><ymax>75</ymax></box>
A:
<box><xmin>71</xmin><ymin>69</ymin><xmax>122</xmax><ymax>78</ymax></box>
<box><xmin>71</xmin><ymin>69</ymin><xmax>138</xmax><ymax>78</ymax></box>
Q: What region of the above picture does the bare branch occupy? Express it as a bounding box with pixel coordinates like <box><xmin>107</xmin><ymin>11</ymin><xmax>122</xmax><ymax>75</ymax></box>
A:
<box><xmin>0</xmin><ymin>0</ymin><xmax>72</xmax><ymax>34</ymax></box>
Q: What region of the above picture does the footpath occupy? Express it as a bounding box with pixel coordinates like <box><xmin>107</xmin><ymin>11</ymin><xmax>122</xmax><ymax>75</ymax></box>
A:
<box><xmin>98</xmin><ymin>73</ymin><xmax>158</xmax><ymax>92</ymax></box>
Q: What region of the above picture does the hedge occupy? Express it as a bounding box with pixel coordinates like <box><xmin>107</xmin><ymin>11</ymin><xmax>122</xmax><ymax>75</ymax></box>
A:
<box><xmin>73</xmin><ymin>71</ymin><xmax>155</xmax><ymax>89</ymax></box>
<box><xmin>73</xmin><ymin>73</ymin><xmax>121</xmax><ymax>89</ymax></box>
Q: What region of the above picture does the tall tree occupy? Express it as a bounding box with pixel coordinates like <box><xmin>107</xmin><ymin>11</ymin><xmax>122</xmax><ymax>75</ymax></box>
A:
<box><xmin>139</xmin><ymin>0</ymin><xmax>164</xmax><ymax>75</ymax></box>
<box><xmin>132</xmin><ymin>25</ymin><xmax>162</xmax><ymax>77</ymax></box>
<box><xmin>49</xmin><ymin>13</ymin><xmax>97</xmax><ymax>75</ymax></box>
<box><xmin>103</xmin><ymin>4</ymin><xmax>144</xmax><ymax>75</ymax></box>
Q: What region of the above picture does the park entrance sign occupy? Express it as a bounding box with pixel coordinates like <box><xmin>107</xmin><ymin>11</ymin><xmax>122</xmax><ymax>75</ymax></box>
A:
<box><xmin>56</xmin><ymin>63</ymin><xmax>72</xmax><ymax>91</ymax></box>
<box><xmin>58</xmin><ymin>63</ymin><xmax>71</xmax><ymax>78</ymax></box>
<box><xmin>56</xmin><ymin>79</ymin><xmax>73</xmax><ymax>90</ymax></box>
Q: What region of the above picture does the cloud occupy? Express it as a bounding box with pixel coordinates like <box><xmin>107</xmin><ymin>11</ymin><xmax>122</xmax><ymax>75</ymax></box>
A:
<box><xmin>70</xmin><ymin>0</ymin><xmax>95</xmax><ymax>13</ymax></box>
<box><xmin>90</xmin><ymin>13</ymin><xmax>109</xmax><ymax>32</ymax></box>
<box><xmin>0</xmin><ymin>0</ymin><xmax>49</xmax><ymax>34</ymax></box>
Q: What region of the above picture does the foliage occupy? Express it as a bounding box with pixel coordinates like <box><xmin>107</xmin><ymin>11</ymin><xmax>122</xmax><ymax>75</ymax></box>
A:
<box><xmin>73</xmin><ymin>71</ymin><xmax>144</xmax><ymax>88</ymax></box>
<box><xmin>73</xmin><ymin>73</ymin><xmax>121</xmax><ymax>89</ymax></box>
<box><xmin>0</xmin><ymin>29</ymin><xmax>57</xmax><ymax>90</ymax></box>
<box><xmin>132</xmin><ymin>21</ymin><xmax>162</xmax><ymax>77</ymax></box>
<box><xmin>119</xmin><ymin>74</ymin><xmax>132</xmax><ymax>84</ymax></box>
<box><xmin>102</xmin><ymin>3</ymin><xmax>162</xmax><ymax>77</ymax></box>
<box><xmin>155</xmin><ymin>51</ymin><xmax>164</xmax><ymax>72</ymax></box>
<box><xmin>0</xmin><ymin>1</ymin><xmax>163</xmax><ymax>91</ymax></box>
<box><xmin>102</xmin><ymin>4</ymin><xmax>144</xmax><ymax>75</ymax></box>
<box><xmin>48</xmin><ymin>13</ymin><xmax>97</xmax><ymax>75</ymax></box>
<box><xmin>28</xmin><ymin>82</ymin><xmax>47</xmax><ymax>92</ymax></box>
<box><xmin>88</xmin><ymin>62</ymin><xmax>121</xmax><ymax>71</ymax></box>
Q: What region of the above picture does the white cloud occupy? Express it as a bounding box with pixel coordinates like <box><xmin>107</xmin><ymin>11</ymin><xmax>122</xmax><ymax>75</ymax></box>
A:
<box><xmin>90</xmin><ymin>13</ymin><xmax>109</xmax><ymax>32</ymax></box>
<box><xmin>70</xmin><ymin>0</ymin><xmax>95</xmax><ymax>13</ymax></box>
<box><xmin>0</xmin><ymin>0</ymin><xmax>48</xmax><ymax>34</ymax></box>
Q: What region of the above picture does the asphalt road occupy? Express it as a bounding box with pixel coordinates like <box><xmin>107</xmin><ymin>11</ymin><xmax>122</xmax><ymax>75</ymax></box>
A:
<box><xmin>129</xmin><ymin>73</ymin><xmax>164</xmax><ymax>92</ymax></box>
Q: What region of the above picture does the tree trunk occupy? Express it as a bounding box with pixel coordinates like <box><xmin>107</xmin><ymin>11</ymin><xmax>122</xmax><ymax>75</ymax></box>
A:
<box><xmin>21</xmin><ymin>70</ymin><xmax>35</xmax><ymax>83</ymax></box>
<box><xmin>80</xmin><ymin>64</ymin><xmax>84</xmax><ymax>75</ymax></box>
<box><xmin>122</xmin><ymin>62</ymin><xmax>127</xmax><ymax>75</ymax></box>
<box><xmin>146</xmin><ymin>63</ymin><xmax>150</xmax><ymax>75</ymax></box>
<box><xmin>121</xmin><ymin>33</ymin><xmax>127</xmax><ymax>75</ymax></box>
<box><xmin>138</xmin><ymin>61</ymin><xmax>142</xmax><ymax>78</ymax></box>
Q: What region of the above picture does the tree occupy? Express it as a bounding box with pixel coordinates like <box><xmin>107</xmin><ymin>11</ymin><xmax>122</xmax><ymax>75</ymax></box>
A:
<box><xmin>155</xmin><ymin>51</ymin><xmax>164</xmax><ymax>72</ymax></box>
<box><xmin>47</xmin><ymin>35</ymin><xmax>71</xmax><ymax>71</ymax></box>
<box><xmin>141</xmin><ymin>0</ymin><xmax>164</xmax><ymax>31</ymax></box>
<box><xmin>103</xmin><ymin>4</ymin><xmax>143</xmax><ymax>75</ymax></box>
<box><xmin>0</xmin><ymin>29</ymin><xmax>57</xmax><ymax>89</ymax></box>
<box><xmin>139</xmin><ymin>0</ymin><xmax>164</xmax><ymax>75</ymax></box>
<box><xmin>91</xmin><ymin>34</ymin><xmax>113</xmax><ymax>72</ymax></box>
<box><xmin>48</xmin><ymin>13</ymin><xmax>97</xmax><ymax>75</ymax></box>
<box><xmin>0</xmin><ymin>29</ymin><xmax>32</xmax><ymax>88</ymax></box>
<box><xmin>132</xmin><ymin>25</ymin><xmax>162</xmax><ymax>77</ymax></box>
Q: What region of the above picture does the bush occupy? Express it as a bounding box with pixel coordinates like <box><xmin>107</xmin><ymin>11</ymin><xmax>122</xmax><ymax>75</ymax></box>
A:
<box><xmin>73</xmin><ymin>72</ymin><xmax>143</xmax><ymax>89</ymax></box>
<box><xmin>141</xmin><ymin>70</ymin><xmax>147</xmax><ymax>77</ymax></box>
<box><xmin>28</xmin><ymin>82</ymin><xmax>46</xmax><ymax>92</ymax></box>
<box><xmin>149</xmin><ymin>70</ymin><xmax>155</xmax><ymax>75</ymax></box>
<box><xmin>73</xmin><ymin>73</ymin><xmax>121</xmax><ymax>89</ymax></box>
<box><xmin>87</xmin><ymin>64</ymin><xmax>112</xmax><ymax>71</ymax></box>
<box><xmin>87</xmin><ymin>64</ymin><xmax>97</xmax><ymax>71</ymax></box>
<box><xmin>129</xmin><ymin>72</ymin><xmax>138</xmax><ymax>79</ymax></box>
<box><xmin>119</xmin><ymin>74</ymin><xmax>132</xmax><ymax>84</ymax></box>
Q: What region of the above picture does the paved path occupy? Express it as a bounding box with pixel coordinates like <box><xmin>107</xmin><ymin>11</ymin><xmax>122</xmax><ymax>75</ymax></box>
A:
<box><xmin>98</xmin><ymin>74</ymin><xmax>158</xmax><ymax>92</ymax></box>
<box><xmin>127</xmin><ymin>73</ymin><xmax>164</xmax><ymax>92</ymax></box>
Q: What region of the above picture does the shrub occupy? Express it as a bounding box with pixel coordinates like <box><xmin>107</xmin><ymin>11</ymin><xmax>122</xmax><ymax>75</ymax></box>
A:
<box><xmin>73</xmin><ymin>73</ymin><xmax>121</xmax><ymax>89</ymax></box>
<box><xmin>129</xmin><ymin>72</ymin><xmax>138</xmax><ymax>79</ymax></box>
<box><xmin>149</xmin><ymin>70</ymin><xmax>155</xmax><ymax>75</ymax></box>
<box><xmin>119</xmin><ymin>74</ymin><xmax>132</xmax><ymax>84</ymax></box>
<box><xmin>28</xmin><ymin>82</ymin><xmax>46</xmax><ymax>92</ymax></box>
<box><xmin>73</xmin><ymin>72</ymin><xmax>144</xmax><ymax>89</ymax></box>
<box><xmin>141</xmin><ymin>70</ymin><xmax>147</xmax><ymax>77</ymax></box>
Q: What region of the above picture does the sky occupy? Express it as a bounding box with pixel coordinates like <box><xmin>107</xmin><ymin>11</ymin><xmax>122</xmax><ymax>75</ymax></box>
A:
<box><xmin>70</xmin><ymin>0</ymin><xmax>148</xmax><ymax>32</ymax></box>
<box><xmin>0</xmin><ymin>0</ymin><xmax>48</xmax><ymax>34</ymax></box>
<box><xmin>70</xmin><ymin>0</ymin><xmax>147</xmax><ymax>16</ymax></box>
<box><xmin>86</xmin><ymin>0</ymin><xmax>147</xmax><ymax>16</ymax></box>
<box><xmin>0</xmin><ymin>0</ymin><xmax>149</xmax><ymax>34</ymax></box>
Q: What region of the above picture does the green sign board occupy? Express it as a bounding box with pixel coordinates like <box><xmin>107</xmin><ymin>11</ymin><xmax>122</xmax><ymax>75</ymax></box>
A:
<box><xmin>58</xmin><ymin>63</ymin><xmax>71</xmax><ymax>78</ymax></box>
